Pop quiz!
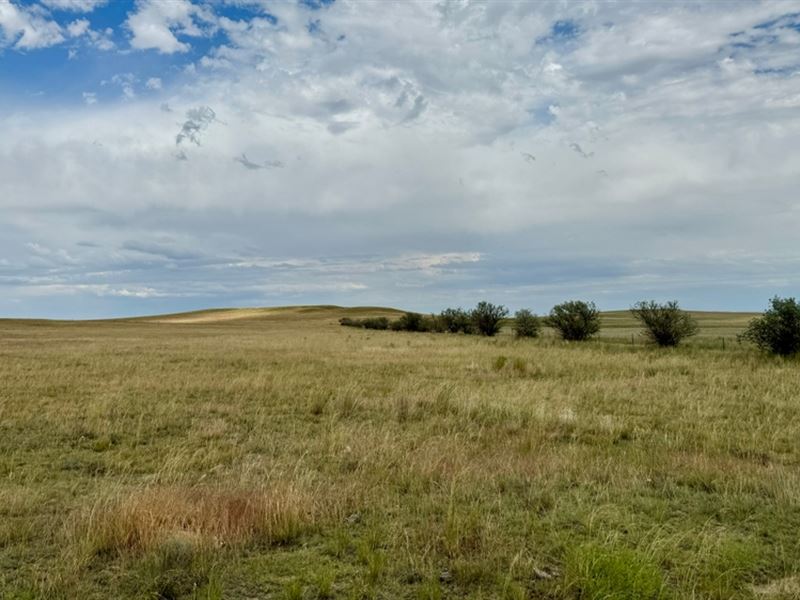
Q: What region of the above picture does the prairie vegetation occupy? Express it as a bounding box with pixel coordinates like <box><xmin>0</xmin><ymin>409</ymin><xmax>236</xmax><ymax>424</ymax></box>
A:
<box><xmin>548</xmin><ymin>301</ymin><xmax>601</xmax><ymax>341</ymax></box>
<box><xmin>739</xmin><ymin>297</ymin><xmax>800</xmax><ymax>356</ymax></box>
<box><xmin>630</xmin><ymin>301</ymin><xmax>698</xmax><ymax>347</ymax></box>
<box><xmin>1</xmin><ymin>305</ymin><xmax>799</xmax><ymax>599</ymax></box>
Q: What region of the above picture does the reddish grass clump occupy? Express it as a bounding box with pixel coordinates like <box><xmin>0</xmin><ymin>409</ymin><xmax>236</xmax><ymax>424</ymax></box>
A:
<box><xmin>82</xmin><ymin>484</ymin><xmax>315</xmax><ymax>555</ymax></box>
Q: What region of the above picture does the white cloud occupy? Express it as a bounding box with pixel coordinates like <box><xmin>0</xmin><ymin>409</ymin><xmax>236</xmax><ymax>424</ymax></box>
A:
<box><xmin>22</xmin><ymin>283</ymin><xmax>168</xmax><ymax>298</ymax></box>
<box><xmin>145</xmin><ymin>77</ymin><xmax>162</xmax><ymax>90</ymax></box>
<box><xmin>110</xmin><ymin>72</ymin><xmax>136</xmax><ymax>100</ymax></box>
<box><xmin>40</xmin><ymin>0</ymin><xmax>107</xmax><ymax>12</ymax></box>
<box><xmin>87</xmin><ymin>26</ymin><xmax>115</xmax><ymax>50</ymax></box>
<box><xmin>61</xmin><ymin>18</ymin><xmax>116</xmax><ymax>51</ymax></box>
<box><xmin>125</xmin><ymin>0</ymin><xmax>210</xmax><ymax>54</ymax></box>
<box><xmin>82</xmin><ymin>91</ymin><xmax>97</xmax><ymax>104</ymax></box>
<box><xmin>0</xmin><ymin>1</ymin><xmax>64</xmax><ymax>49</ymax></box>
<box><xmin>66</xmin><ymin>18</ymin><xmax>89</xmax><ymax>37</ymax></box>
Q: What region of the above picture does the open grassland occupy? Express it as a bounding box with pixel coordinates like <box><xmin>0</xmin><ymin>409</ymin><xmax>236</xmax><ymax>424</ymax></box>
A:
<box><xmin>1</xmin><ymin>307</ymin><xmax>799</xmax><ymax>599</ymax></box>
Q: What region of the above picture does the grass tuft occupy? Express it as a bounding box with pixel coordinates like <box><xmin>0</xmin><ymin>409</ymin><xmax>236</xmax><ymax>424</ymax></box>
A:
<box><xmin>78</xmin><ymin>484</ymin><xmax>315</xmax><ymax>557</ymax></box>
<box><xmin>565</xmin><ymin>542</ymin><xmax>665</xmax><ymax>600</ymax></box>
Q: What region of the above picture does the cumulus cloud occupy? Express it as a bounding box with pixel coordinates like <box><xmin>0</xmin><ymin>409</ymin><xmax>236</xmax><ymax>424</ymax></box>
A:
<box><xmin>126</xmin><ymin>0</ymin><xmax>211</xmax><ymax>54</ymax></box>
<box><xmin>66</xmin><ymin>18</ymin><xmax>89</xmax><ymax>37</ymax></box>
<box><xmin>145</xmin><ymin>77</ymin><xmax>162</xmax><ymax>90</ymax></box>
<box><xmin>0</xmin><ymin>2</ymin><xmax>64</xmax><ymax>49</ymax></box>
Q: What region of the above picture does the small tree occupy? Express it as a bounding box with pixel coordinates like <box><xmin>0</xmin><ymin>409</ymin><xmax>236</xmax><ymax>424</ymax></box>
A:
<box><xmin>439</xmin><ymin>308</ymin><xmax>475</xmax><ymax>334</ymax></box>
<box><xmin>630</xmin><ymin>300</ymin><xmax>698</xmax><ymax>347</ymax></box>
<box><xmin>548</xmin><ymin>300</ymin><xmax>600</xmax><ymax>341</ymax></box>
<box><xmin>470</xmin><ymin>301</ymin><xmax>509</xmax><ymax>336</ymax></box>
<box><xmin>739</xmin><ymin>296</ymin><xmax>800</xmax><ymax>356</ymax></box>
<box><xmin>513</xmin><ymin>309</ymin><xmax>541</xmax><ymax>338</ymax></box>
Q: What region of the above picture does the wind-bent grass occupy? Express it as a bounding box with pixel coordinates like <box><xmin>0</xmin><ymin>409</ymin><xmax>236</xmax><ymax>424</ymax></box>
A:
<box><xmin>0</xmin><ymin>307</ymin><xmax>797</xmax><ymax>599</ymax></box>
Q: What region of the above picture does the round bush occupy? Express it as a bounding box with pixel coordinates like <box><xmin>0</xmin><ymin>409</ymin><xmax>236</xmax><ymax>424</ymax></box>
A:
<box><xmin>630</xmin><ymin>300</ymin><xmax>698</xmax><ymax>347</ymax></box>
<box><xmin>470</xmin><ymin>301</ymin><xmax>509</xmax><ymax>337</ymax></box>
<box><xmin>548</xmin><ymin>300</ymin><xmax>600</xmax><ymax>341</ymax></box>
<box><xmin>739</xmin><ymin>296</ymin><xmax>800</xmax><ymax>356</ymax></box>
<box><xmin>513</xmin><ymin>308</ymin><xmax>540</xmax><ymax>338</ymax></box>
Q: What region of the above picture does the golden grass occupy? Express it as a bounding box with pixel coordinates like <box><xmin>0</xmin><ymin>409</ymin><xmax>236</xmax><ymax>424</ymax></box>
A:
<box><xmin>80</xmin><ymin>484</ymin><xmax>316</xmax><ymax>555</ymax></box>
<box><xmin>142</xmin><ymin>305</ymin><xmax>402</xmax><ymax>324</ymax></box>
<box><xmin>149</xmin><ymin>308</ymin><xmax>280</xmax><ymax>323</ymax></box>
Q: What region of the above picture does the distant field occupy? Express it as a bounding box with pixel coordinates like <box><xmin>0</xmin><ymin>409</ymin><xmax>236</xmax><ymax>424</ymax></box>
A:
<box><xmin>141</xmin><ymin>305</ymin><xmax>758</xmax><ymax>340</ymax></box>
<box><xmin>1</xmin><ymin>306</ymin><xmax>798</xmax><ymax>599</ymax></box>
<box><xmin>597</xmin><ymin>310</ymin><xmax>758</xmax><ymax>343</ymax></box>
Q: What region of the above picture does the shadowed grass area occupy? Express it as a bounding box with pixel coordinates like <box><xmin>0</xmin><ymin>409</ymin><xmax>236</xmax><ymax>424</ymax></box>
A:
<box><xmin>0</xmin><ymin>306</ymin><xmax>797</xmax><ymax>598</ymax></box>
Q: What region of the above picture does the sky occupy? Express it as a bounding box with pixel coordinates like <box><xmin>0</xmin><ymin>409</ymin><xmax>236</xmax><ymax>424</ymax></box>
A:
<box><xmin>1</xmin><ymin>0</ymin><xmax>799</xmax><ymax>319</ymax></box>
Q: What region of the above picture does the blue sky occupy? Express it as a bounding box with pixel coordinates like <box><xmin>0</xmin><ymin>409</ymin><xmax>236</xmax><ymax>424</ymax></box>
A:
<box><xmin>1</xmin><ymin>0</ymin><xmax>800</xmax><ymax>318</ymax></box>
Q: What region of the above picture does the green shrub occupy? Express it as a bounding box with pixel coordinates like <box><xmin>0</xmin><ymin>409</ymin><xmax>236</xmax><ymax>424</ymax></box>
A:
<box><xmin>439</xmin><ymin>308</ymin><xmax>475</xmax><ymax>334</ymax></box>
<box><xmin>362</xmin><ymin>317</ymin><xmax>389</xmax><ymax>330</ymax></box>
<box><xmin>392</xmin><ymin>312</ymin><xmax>425</xmax><ymax>332</ymax></box>
<box><xmin>630</xmin><ymin>300</ymin><xmax>698</xmax><ymax>347</ymax></box>
<box><xmin>739</xmin><ymin>296</ymin><xmax>800</xmax><ymax>356</ymax></box>
<box><xmin>470</xmin><ymin>301</ymin><xmax>509</xmax><ymax>336</ymax></box>
<box><xmin>513</xmin><ymin>308</ymin><xmax>540</xmax><ymax>338</ymax></box>
<box><xmin>423</xmin><ymin>314</ymin><xmax>446</xmax><ymax>333</ymax></box>
<box><xmin>565</xmin><ymin>543</ymin><xmax>665</xmax><ymax>600</ymax></box>
<box><xmin>548</xmin><ymin>300</ymin><xmax>600</xmax><ymax>341</ymax></box>
<box><xmin>339</xmin><ymin>317</ymin><xmax>389</xmax><ymax>330</ymax></box>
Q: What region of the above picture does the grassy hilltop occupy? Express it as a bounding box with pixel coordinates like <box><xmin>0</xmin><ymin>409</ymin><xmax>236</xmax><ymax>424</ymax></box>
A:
<box><xmin>1</xmin><ymin>306</ymin><xmax>798</xmax><ymax>599</ymax></box>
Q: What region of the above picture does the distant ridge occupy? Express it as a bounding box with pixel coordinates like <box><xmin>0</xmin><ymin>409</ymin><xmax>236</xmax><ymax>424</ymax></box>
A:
<box><xmin>139</xmin><ymin>305</ymin><xmax>404</xmax><ymax>324</ymax></box>
<box><xmin>1</xmin><ymin>305</ymin><xmax>758</xmax><ymax>326</ymax></box>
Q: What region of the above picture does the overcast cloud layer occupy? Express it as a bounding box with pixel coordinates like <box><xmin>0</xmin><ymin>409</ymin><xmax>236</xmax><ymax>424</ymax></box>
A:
<box><xmin>1</xmin><ymin>0</ymin><xmax>799</xmax><ymax>318</ymax></box>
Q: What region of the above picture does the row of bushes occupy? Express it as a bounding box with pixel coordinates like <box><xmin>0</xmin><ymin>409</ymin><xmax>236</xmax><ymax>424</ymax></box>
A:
<box><xmin>341</xmin><ymin>297</ymin><xmax>800</xmax><ymax>356</ymax></box>
<box><xmin>340</xmin><ymin>302</ymin><xmax>510</xmax><ymax>336</ymax></box>
<box><xmin>341</xmin><ymin>301</ymin><xmax>605</xmax><ymax>340</ymax></box>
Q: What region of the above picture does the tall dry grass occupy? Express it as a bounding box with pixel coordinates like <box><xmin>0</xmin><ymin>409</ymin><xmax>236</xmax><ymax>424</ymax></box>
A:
<box><xmin>78</xmin><ymin>484</ymin><xmax>315</xmax><ymax>556</ymax></box>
